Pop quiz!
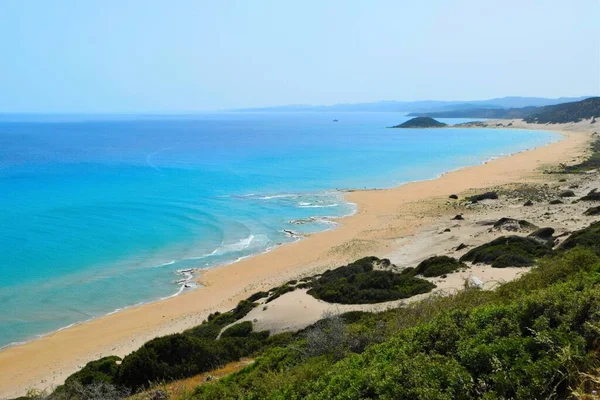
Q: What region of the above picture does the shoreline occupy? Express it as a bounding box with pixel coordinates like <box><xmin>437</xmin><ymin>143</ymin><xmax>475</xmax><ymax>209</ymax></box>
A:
<box><xmin>0</xmin><ymin>128</ymin><xmax>546</xmax><ymax>352</ymax></box>
<box><xmin>0</xmin><ymin>128</ymin><xmax>553</xmax><ymax>352</ymax></box>
<box><xmin>0</xmin><ymin>120</ymin><xmax>593</xmax><ymax>398</ymax></box>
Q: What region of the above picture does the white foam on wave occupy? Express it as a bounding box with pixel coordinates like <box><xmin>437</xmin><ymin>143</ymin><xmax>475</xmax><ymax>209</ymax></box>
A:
<box><xmin>256</xmin><ymin>193</ymin><xmax>298</xmax><ymax>200</ymax></box>
<box><xmin>212</xmin><ymin>234</ymin><xmax>255</xmax><ymax>255</ymax></box>
<box><xmin>153</xmin><ymin>260</ymin><xmax>176</xmax><ymax>268</ymax></box>
<box><xmin>186</xmin><ymin>234</ymin><xmax>271</xmax><ymax>262</ymax></box>
<box><xmin>298</xmin><ymin>203</ymin><xmax>339</xmax><ymax>208</ymax></box>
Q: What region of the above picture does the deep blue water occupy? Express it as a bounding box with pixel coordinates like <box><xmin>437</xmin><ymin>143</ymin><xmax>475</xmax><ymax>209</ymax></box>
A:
<box><xmin>0</xmin><ymin>112</ymin><xmax>558</xmax><ymax>348</ymax></box>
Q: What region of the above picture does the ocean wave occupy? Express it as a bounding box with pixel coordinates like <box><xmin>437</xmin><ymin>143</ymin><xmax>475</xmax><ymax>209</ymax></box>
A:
<box><xmin>289</xmin><ymin>216</ymin><xmax>337</xmax><ymax>225</ymax></box>
<box><xmin>211</xmin><ymin>234</ymin><xmax>256</xmax><ymax>255</ymax></box>
<box><xmin>256</xmin><ymin>193</ymin><xmax>299</xmax><ymax>200</ymax></box>
<box><xmin>153</xmin><ymin>260</ymin><xmax>176</xmax><ymax>268</ymax></box>
<box><xmin>186</xmin><ymin>234</ymin><xmax>269</xmax><ymax>262</ymax></box>
<box><xmin>298</xmin><ymin>203</ymin><xmax>339</xmax><ymax>208</ymax></box>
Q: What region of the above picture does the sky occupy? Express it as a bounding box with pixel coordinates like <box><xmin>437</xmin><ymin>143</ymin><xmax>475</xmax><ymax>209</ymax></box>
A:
<box><xmin>0</xmin><ymin>0</ymin><xmax>599</xmax><ymax>112</ymax></box>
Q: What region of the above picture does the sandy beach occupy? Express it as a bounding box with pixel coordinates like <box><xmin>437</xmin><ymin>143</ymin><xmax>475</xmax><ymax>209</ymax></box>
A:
<box><xmin>0</xmin><ymin>120</ymin><xmax>595</xmax><ymax>398</ymax></box>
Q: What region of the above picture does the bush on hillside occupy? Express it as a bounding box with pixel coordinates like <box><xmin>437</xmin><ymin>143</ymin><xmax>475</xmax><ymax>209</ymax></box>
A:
<box><xmin>63</xmin><ymin>356</ymin><xmax>121</xmax><ymax>386</ymax></box>
<box><xmin>194</xmin><ymin>245</ymin><xmax>600</xmax><ymax>400</ymax></box>
<box><xmin>307</xmin><ymin>258</ymin><xmax>435</xmax><ymax>304</ymax></box>
<box><xmin>413</xmin><ymin>256</ymin><xmax>467</xmax><ymax>277</ymax></box>
<box><xmin>583</xmin><ymin>206</ymin><xmax>600</xmax><ymax>216</ymax></box>
<box><xmin>558</xmin><ymin>220</ymin><xmax>600</xmax><ymax>256</ymax></box>
<box><xmin>459</xmin><ymin>235</ymin><xmax>552</xmax><ymax>267</ymax></box>
<box><xmin>221</xmin><ymin>321</ymin><xmax>253</xmax><ymax>338</ymax></box>
<box><xmin>186</xmin><ymin>300</ymin><xmax>256</xmax><ymax>339</ymax></box>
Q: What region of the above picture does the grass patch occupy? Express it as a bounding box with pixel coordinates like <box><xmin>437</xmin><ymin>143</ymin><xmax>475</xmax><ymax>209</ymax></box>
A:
<box><xmin>562</xmin><ymin>138</ymin><xmax>600</xmax><ymax>173</ymax></box>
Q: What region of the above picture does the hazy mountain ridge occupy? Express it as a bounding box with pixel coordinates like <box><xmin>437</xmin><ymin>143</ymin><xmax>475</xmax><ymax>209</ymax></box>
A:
<box><xmin>233</xmin><ymin>96</ymin><xmax>591</xmax><ymax>113</ymax></box>
<box><xmin>412</xmin><ymin>97</ymin><xmax>600</xmax><ymax>123</ymax></box>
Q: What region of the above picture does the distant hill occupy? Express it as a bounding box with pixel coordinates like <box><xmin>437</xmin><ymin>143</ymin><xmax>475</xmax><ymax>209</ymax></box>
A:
<box><xmin>410</xmin><ymin>97</ymin><xmax>600</xmax><ymax>124</ymax></box>
<box><xmin>233</xmin><ymin>96</ymin><xmax>591</xmax><ymax>113</ymax></box>
<box><xmin>390</xmin><ymin>117</ymin><xmax>447</xmax><ymax>128</ymax></box>
<box><xmin>524</xmin><ymin>97</ymin><xmax>600</xmax><ymax>124</ymax></box>
<box><xmin>408</xmin><ymin>107</ymin><xmax>537</xmax><ymax>119</ymax></box>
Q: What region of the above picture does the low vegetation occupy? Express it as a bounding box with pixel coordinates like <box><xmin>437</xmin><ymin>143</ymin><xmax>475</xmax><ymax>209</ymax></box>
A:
<box><xmin>410</xmin><ymin>96</ymin><xmax>600</xmax><ymax>124</ymax></box>
<box><xmin>563</xmin><ymin>138</ymin><xmax>600</xmax><ymax>173</ymax></box>
<box><xmin>306</xmin><ymin>256</ymin><xmax>435</xmax><ymax>304</ymax></box>
<box><xmin>459</xmin><ymin>235</ymin><xmax>553</xmax><ymax>267</ymax></box>
<box><xmin>18</xmin><ymin>223</ymin><xmax>600</xmax><ymax>399</ymax></box>
<box><xmin>412</xmin><ymin>255</ymin><xmax>467</xmax><ymax>277</ymax></box>
<box><xmin>194</xmin><ymin>242</ymin><xmax>600</xmax><ymax>399</ymax></box>
<box><xmin>584</xmin><ymin>206</ymin><xmax>600</xmax><ymax>216</ymax></box>
<box><xmin>524</xmin><ymin>96</ymin><xmax>600</xmax><ymax>124</ymax></box>
<box><xmin>558</xmin><ymin>220</ymin><xmax>600</xmax><ymax>256</ymax></box>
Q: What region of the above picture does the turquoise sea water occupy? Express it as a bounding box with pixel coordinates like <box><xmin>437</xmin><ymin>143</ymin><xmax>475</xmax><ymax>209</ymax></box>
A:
<box><xmin>0</xmin><ymin>112</ymin><xmax>558</xmax><ymax>348</ymax></box>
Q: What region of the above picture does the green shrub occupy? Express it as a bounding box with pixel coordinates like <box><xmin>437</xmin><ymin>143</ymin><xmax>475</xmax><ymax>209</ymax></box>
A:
<box><xmin>186</xmin><ymin>300</ymin><xmax>256</xmax><ymax>339</ymax></box>
<box><xmin>265</xmin><ymin>284</ymin><xmax>295</xmax><ymax>303</ymax></box>
<box><xmin>63</xmin><ymin>356</ymin><xmax>121</xmax><ymax>386</ymax></box>
<box><xmin>117</xmin><ymin>334</ymin><xmax>224</xmax><ymax>390</ymax></box>
<box><xmin>246</xmin><ymin>291</ymin><xmax>269</xmax><ymax>302</ymax></box>
<box><xmin>221</xmin><ymin>321</ymin><xmax>253</xmax><ymax>338</ymax></box>
<box><xmin>460</xmin><ymin>235</ymin><xmax>552</xmax><ymax>267</ymax></box>
<box><xmin>307</xmin><ymin>259</ymin><xmax>435</xmax><ymax>304</ymax></box>
<box><xmin>413</xmin><ymin>256</ymin><xmax>467</xmax><ymax>277</ymax></box>
<box><xmin>558</xmin><ymin>221</ymin><xmax>600</xmax><ymax>255</ymax></box>
<box><xmin>491</xmin><ymin>253</ymin><xmax>534</xmax><ymax>268</ymax></box>
<box><xmin>584</xmin><ymin>206</ymin><xmax>600</xmax><ymax>215</ymax></box>
<box><xmin>192</xmin><ymin>245</ymin><xmax>600</xmax><ymax>399</ymax></box>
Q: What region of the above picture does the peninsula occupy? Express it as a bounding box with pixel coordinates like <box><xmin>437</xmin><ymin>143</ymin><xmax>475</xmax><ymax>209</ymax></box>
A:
<box><xmin>390</xmin><ymin>116</ymin><xmax>447</xmax><ymax>128</ymax></box>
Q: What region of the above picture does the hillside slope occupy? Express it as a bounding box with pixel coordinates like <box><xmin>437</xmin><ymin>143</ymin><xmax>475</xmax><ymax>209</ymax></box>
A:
<box><xmin>411</xmin><ymin>97</ymin><xmax>600</xmax><ymax>123</ymax></box>
<box><xmin>524</xmin><ymin>97</ymin><xmax>600</xmax><ymax>123</ymax></box>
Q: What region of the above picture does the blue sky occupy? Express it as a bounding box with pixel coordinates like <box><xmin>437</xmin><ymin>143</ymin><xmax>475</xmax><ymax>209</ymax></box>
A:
<box><xmin>1</xmin><ymin>0</ymin><xmax>598</xmax><ymax>112</ymax></box>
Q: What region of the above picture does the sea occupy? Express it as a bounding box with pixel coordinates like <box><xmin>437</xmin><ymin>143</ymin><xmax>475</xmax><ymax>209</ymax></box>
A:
<box><xmin>0</xmin><ymin>112</ymin><xmax>559</xmax><ymax>348</ymax></box>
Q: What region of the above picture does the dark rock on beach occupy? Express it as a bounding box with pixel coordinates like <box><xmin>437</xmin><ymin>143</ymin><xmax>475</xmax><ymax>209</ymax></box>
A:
<box><xmin>468</xmin><ymin>191</ymin><xmax>499</xmax><ymax>203</ymax></box>
<box><xmin>455</xmin><ymin>243</ymin><xmax>468</xmax><ymax>251</ymax></box>
<box><xmin>559</xmin><ymin>190</ymin><xmax>576</xmax><ymax>198</ymax></box>
<box><xmin>581</xmin><ymin>188</ymin><xmax>600</xmax><ymax>201</ymax></box>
